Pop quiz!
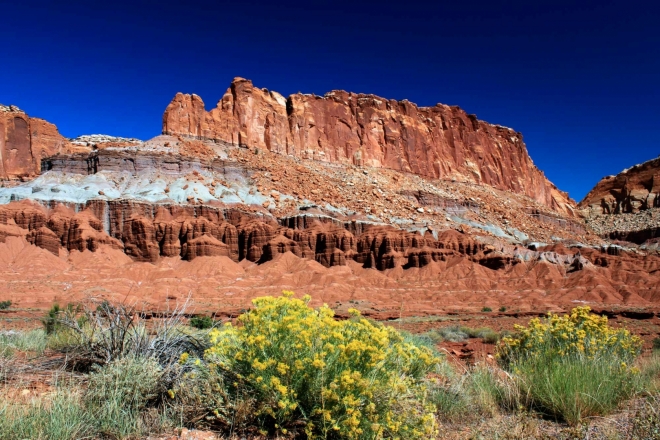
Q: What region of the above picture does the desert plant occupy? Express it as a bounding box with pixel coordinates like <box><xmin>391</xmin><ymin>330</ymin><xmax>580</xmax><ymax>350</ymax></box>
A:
<box><xmin>497</xmin><ymin>306</ymin><xmax>643</xmax><ymax>425</ymax></box>
<box><xmin>189</xmin><ymin>315</ymin><xmax>214</xmax><ymax>330</ymax></box>
<box><xmin>430</xmin><ymin>326</ymin><xmax>469</xmax><ymax>343</ymax></box>
<box><xmin>183</xmin><ymin>291</ymin><xmax>440</xmax><ymax>438</ymax></box>
<box><xmin>482</xmin><ymin>307</ymin><xmax>492</xmax><ymax>312</ymax></box>
<box><xmin>630</xmin><ymin>393</ymin><xmax>660</xmax><ymax>439</ymax></box>
<box><xmin>0</xmin><ymin>329</ymin><xmax>47</xmax><ymax>357</ymax></box>
<box><xmin>460</xmin><ymin>326</ymin><xmax>500</xmax><ymax>344</ymax></box>
<box><xmin>85</xmin><ymin>356</ymin><xmax>166</xmax><ymax>438</ymax></box>
<box><xmin>653</xmin><ymin>336</ymin><xmax>660</xmax><ymax>351</ymax></box>
<box><xmin>0</xmin><ymin>300</ymin><xmax>11</xmax><ymax>310</ymax></box>
<box><xmin>42</xmin><ymin>304</ymin><xmax>62</xmax><ymax>335</ymax></box>
<box><xmin>499</xmin><ymin>306</ymin><xmax>507</xmax><ymax>312</ymax></box>
<box><xmin>0</xmin><ymin>390</ymin><xmax>92</xmax><ymax>440</ymax></box>
<box><xmin>53</xmin><ymin>299</ymin><xmax>208</xmax><ymax>374</ymax></box>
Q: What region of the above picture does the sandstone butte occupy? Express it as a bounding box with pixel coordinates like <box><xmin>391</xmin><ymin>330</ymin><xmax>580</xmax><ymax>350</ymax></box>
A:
<box><xmin>162</xmin><ymin>77</ymin><xmax>574</xmax><ymax>215</ymax></box>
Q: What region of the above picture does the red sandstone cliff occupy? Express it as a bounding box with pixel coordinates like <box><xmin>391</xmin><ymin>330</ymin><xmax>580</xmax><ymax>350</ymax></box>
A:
<box><xmin>0</xmin><ymin>105</ymin><xmax>68</xmax><ymax>179</ymax></box>
<box><xmin>163</xmin><ymin>78</ymin><xmax>574</xmax><ymax>214</ymax></box>
<box><xmin>580</xmin><ymin>156</ymin><xmax>660</xmax><ymax>214</ymax></box>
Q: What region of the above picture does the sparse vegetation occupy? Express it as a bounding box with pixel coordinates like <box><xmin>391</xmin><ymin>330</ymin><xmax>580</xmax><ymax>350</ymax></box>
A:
<box><xmin>499</xmin><ymin>306</ymin><xmax>507</xmax><ymax>312</ymax></box>
<box><xmin>482</xmin><ymin>306</ymin><xmax>492</xmax><ymax>312</ymax></box>
<box><xmin>0</xmin><ymin>300</ymin><xmax>11</xmax><ymax>310</ymax></box>
<box><xmin>653</xmin><ymin>336</ymin><xmax>660</xmax><ymax>351</ymax></box>
<box><xmin>0</xmin><ymin>298</ymin><xmax>658</xmax><ymax>439</ymax></box>
<box><xmin>423</xmin><ymin>325</ymin><xmax>500</xmax><ymax>344</ymax></box>
<box><xmin>189</xmin><ymin>315</ymin><xmax>214</xmax><ymax>330</ymax></box>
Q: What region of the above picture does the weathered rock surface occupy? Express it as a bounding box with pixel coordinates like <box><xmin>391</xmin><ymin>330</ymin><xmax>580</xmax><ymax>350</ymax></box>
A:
<box><xmin>581</xmin><ymin>156</ymin><xmax>660</xmax><ymax>244</ymax></box>
<box><xmin>162</xmin><ymin>78</ymin><xmax>574</xmax><ymax>214</ymax></box>
<box><xmin>581</xmin><ymin>156</ymin><xmax>660</xmax><ymax>214</ymax></box>
<box><xmin>0</xmin><ymin>106</ymin><xmax>68</xmax><ymax>179</ymax></box>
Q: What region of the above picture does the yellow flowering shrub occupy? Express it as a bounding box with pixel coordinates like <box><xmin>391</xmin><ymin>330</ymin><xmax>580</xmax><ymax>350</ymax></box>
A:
<box><xmin>495</xmin><ymin>306</ymin><xmax>644</xmax><ymax>424</ymax></box>
<box><xmin>497</xmin><ymin>306</ymin><xmax>642</xmax><ymax>367</ymax></box>
<box><xmin>197</xmin><ymin>291</ymin><xmax>439</xmax><ymax>439</ymax></box>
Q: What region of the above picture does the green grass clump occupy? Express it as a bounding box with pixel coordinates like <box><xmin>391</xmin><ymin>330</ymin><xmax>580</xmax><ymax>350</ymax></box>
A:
<box><xmin>513</xmin><ymin>354</ymin><xmax>638</xmax><ymax>425</ymax></box>
<box><xmin>482</xmin><ymin>307</ymin><xmax>492</xmax><ymax>312</ymax></box>
<box><xmin>497</xmin><ymin>306</ymin><xmax>644</xmax><ymax>425</ymax></box>
<box><xmin>181</xmin><ymin>291</ymin><xmax>440</xmax><ymax>438</ymax></box>
<box><xmin>499</xmin><ymin>306</ymin><xmax>507</xmax><ymax>312</ymax></box>
<box><xmin>0</xmin><ymin>300</ymin><xmax>11</xmax><ymax>310</ymax></box>
<box><xmin>653</xmin><ymin>336</ymin><xmax>660</xmax><ymax>351</ymax></box>
<box><xmin>0</xmin><ymin>390</ymin><xmax>92</xmax><ymax>440</ymax></box>
<box><xmin>85</xmin><ymin>356</ymin><xmax>165</xmax><ymax>438</ymax></box>
<box><xmin>189</xmin><ymin>315</ymin><xmax>214</xmax><ymax>330</ymax></box>
<box><xmin>0</xmin><ymin>329</ymin><xmax>47</xmax><ymax>357</ymax></box>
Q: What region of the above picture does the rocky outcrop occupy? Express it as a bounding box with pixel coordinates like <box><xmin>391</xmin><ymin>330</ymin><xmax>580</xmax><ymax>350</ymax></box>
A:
<box><xmin>580</xmin><ymin>156</ymin><xmax>660</xmax><ymax>214</ymax></box>
<box><xmin>162</xmin><ymin>78</ymin><xmax>574</xmax><ymax>214</ymax></box>
<box><xmin>580</xmin><ymin>156</ymin><xmax>660</xmax><ymax>244</ymax></box>
<box><xmin>0</xmin><ymin>106</ymin><xmax>68</xmax><ymax>179</ymax></box>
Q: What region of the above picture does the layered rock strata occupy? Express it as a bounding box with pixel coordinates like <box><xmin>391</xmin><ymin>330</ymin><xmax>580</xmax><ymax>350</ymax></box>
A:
<box><xmin>0</xmin><ymin>199</ymin><xmax>584</xmax><ymax>273</ymax></box>
<box><xmin>162</xmin><ymin>78</ymin><xmax>574</xmax><ymax>214</ymax></box>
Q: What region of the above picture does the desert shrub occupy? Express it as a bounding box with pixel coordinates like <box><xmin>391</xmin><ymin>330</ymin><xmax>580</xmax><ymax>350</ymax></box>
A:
<box><xmin>52</xmin><ymin>299</ymin><xmax>208</xmax><ymax>373</ymax></box>
<box><xmin>0</xmin><ymin>300</ymin><xmax>11</xmax><ymax>310</ymax></box>
<box><xmin>189</xmin><ymin>315</ymin><xmax>214</xmax><ymax>330</ymax></box>
<box><xmin>432</xmin><ymin>326</ymin><xmax>468</xmax><ymax>343</ymax></box>
<box><xmin>497</xmin><ymin>306</ymin><xmax>643</xmax><ymax>425</ymax></box>
<box><xmin>460</xmin><ymin>326</ymin><xmax>500</xmax><ymax>344</ymax></box>
<box><xmin>42</xmin><ymin>304</ymin><xmax>62</xmax><ymax>335</ymax></box>
<box><xmin>482</xmin><ymin>307</ymin><xmax>492</xmax><ymax>312</ymax></box>
<box><xmin>426</xmin><ymin>326</ymin><xmax>499</xmax><ymax>344</ymax></box>
<box><xmin>499</xmin><ymin>306</ymin><xmax>507</xmax><ymax>312</ymax></box>
<box><xmin>184</xmin><ymin>291</ymin><xmax>439</xmax><ymax>438</ymax></box>
<box><xmin>653</xmin><ymin>336</ymin><xmax>660</xmax><ymax>351</ymax></box>
<box><xmin>85</xmin><ymin>356</ymin><xmax>165</xmax><ymax>438</ymax></box>
<box><xmin>0</xmin><ymin>390</ymin><xmax>92</xmax><ymax>440</ymax></box>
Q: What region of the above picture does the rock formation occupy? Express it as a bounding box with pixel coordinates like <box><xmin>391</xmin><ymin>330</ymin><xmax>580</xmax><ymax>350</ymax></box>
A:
<box><xmin>0</xmin><ymin>105</ymin><xmax>67</xmax><ymax>179</ymax></box>
<box><xmin>163</xmin><ymin>78</ymin><xmax>574</xmax><ymax>214</ymax></box>
<box><xmin>580</xmin><ymin>156</ymin><xmax>660</xmax><ymax>244</ymax></box>
<box><xmin>580</xmin><ymin>156</ymin><xmax>660</xmax><ymax>214</ymax></box>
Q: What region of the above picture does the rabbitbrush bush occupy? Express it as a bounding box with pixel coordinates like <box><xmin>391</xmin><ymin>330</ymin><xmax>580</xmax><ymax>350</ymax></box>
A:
<box><xmin>179</xmin><ymin>291</ymin><xmax>439</xmax><ymax>438</ymax></box>
<box><xmin>497</xmin><ymin>306</ymin><xmax>643</xmax><ymax>425</ymax></box>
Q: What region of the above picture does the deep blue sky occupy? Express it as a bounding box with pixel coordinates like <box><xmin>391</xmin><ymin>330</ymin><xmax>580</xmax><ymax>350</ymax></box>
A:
<box><xmin>2</xmin><ymin>0</ymin><xmax>658</xmax><ymax>201</ymax></box>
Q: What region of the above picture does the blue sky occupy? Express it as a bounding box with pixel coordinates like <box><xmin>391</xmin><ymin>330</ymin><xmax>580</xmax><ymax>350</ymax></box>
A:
<box><xmin>1</xmin><ymin>0</ymin><xmax>658</xmax><ymax>201</ymax></box>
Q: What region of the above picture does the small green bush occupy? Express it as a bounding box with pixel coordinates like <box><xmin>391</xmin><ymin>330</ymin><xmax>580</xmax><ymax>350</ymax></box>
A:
<box><xmin>0</xmin><ymin>300</ymin><xmax>11</xmax><ymax>310</ymax></box>
<box><xmin>42</xmin><ymin>304</ymin><xmax>62</xmax><ymax>335</ymax></box>
<box><xmin>653</xmin><ymin>336</ymin><xmax>660</xmax><ymax>351</ymax></box>
<box><xmin>499</xmin><ymin>306</ymin><xmax>507</xmax><ymax>312</ymax></box>
<box><xmin>482</xmin><ymin>307</ymin><xmax>492</xmax><ymax>312</ymax></box>
<box><xmin>85</xmin><ymin>356</ymin><xmax>164</xmax><ymax>438</ymax></box>
<box><xmin>183</xmin><ymin>291</ymin><xmax>440</xmax><ymax>438</ymax></box>
<box><xmin>189</xmin><ymin>315</ymin><xmax>213</xmax><ymax>330</ymax></box>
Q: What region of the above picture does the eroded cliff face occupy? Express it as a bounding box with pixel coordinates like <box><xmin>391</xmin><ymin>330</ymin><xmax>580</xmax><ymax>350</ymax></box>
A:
<box><xmin>163</xmin><ymin>78</ymin><xmax>573</xmax><ymax>214</ymax></box>
<box><xmin>579</xmin><ymin>156</ymin><xmax>660</xmax><ymax>245</ymax></box>
<box><xmin>0</xmin><ymin>105</ymin><xmax>68</xmax><ymax>179</ymax></box>
<box><xmin>580</xmin><ymin>156</ymin><xmax>660</xmax><ymax>214</ymax></box>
